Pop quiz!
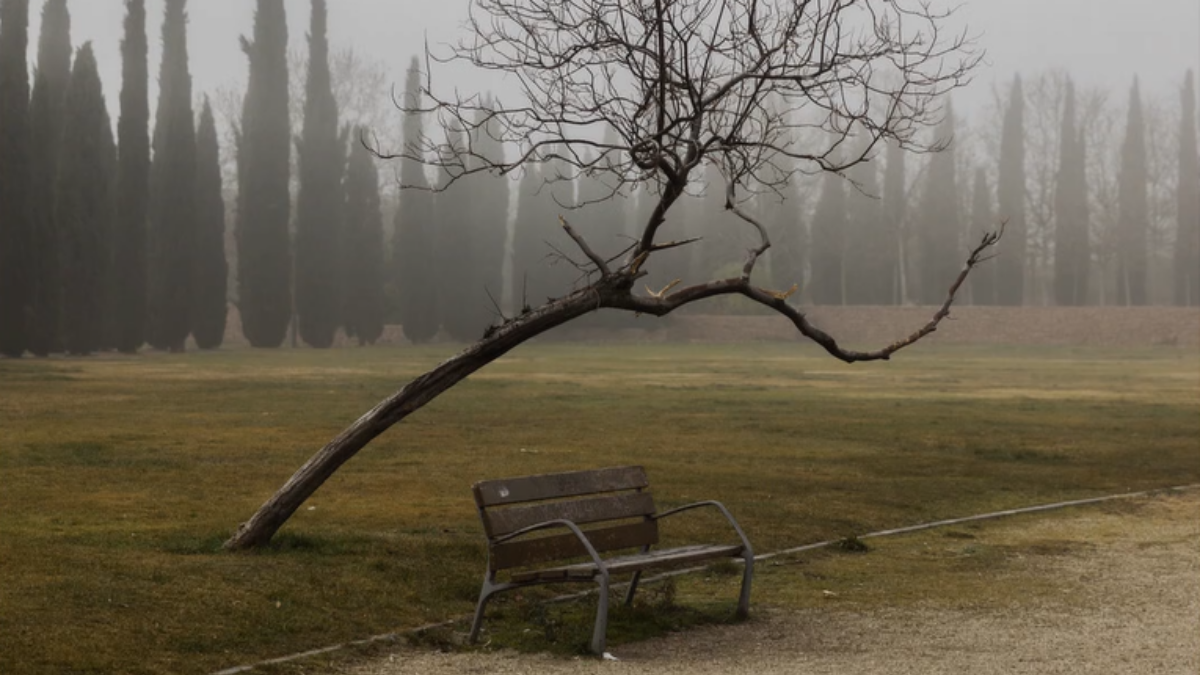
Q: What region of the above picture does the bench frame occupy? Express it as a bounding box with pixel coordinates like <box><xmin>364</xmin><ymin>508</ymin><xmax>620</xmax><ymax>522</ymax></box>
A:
<box><xmin>468</xmin><ymin>466</ymin><xmax>754</xmax><ymax>655</ymax></box>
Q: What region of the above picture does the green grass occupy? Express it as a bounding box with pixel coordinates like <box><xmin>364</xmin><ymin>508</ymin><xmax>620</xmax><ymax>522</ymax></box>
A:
<box><xmin>0</xmin><ymin>343</ymin><xmax>1197</xmax><ymax>673</ymax></box>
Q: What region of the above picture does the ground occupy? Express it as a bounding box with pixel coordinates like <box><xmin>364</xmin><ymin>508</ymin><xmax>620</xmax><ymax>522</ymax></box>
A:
<box><xmin>343</xmin><ymin>491</ymin><xmax>1199</xmax><ymax>675</ymax></box>
<box><xmin>1</xmin><ymin>339</ymin><xmax>1196</xmax><ymax>673</ymax></box>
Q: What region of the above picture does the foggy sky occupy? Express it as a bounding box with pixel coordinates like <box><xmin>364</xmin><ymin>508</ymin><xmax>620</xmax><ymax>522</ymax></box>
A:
<box><xmin>22</xmin><ymin>0</ymin><xmax>1200</xmax><ymax>130</ymax></box>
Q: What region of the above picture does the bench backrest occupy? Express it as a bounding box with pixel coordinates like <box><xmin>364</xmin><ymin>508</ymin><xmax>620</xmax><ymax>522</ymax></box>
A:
<box><xmin>473</xmin><ymin>466</ymin><xmax>659</xmax><ymax>570</ymax></box>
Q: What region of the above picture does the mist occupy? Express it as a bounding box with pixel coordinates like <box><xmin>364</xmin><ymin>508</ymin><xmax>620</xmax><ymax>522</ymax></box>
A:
<box><xmin>30</xmin><ymin>0</ymin><xmax>1199</xmax><ymax>123</ymax></box>
<box><xmin>1</xmin><ymin>0</ymin><xmax>1198</xmax><ymax>358</ymax></box>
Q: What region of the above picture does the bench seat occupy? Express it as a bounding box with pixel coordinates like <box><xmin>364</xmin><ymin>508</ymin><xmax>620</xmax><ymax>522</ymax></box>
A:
<box><xmin>510</xmin><ymin>543</ymin><xmax>745</xmax><ymax>583</ymax></box>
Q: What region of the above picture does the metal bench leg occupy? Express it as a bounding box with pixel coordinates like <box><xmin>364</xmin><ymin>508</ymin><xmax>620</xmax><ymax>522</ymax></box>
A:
<box><xmin>590</xmin><ymin>571</ymin><xmax>610</xmax><ymax>655</ymax></box>
<box><xmin>624</xmin><ymin>544</ymin><xmax>651</xmax><ymax>606</ymax></box>
<box><xmin>623</xmin><ymin>570</ymin><xmax>643</xmax><ymax>607</ymax></box>
<box><xmin>736</xmin><ymin>552</ymin><xmax>754</xmax><ymax>618</ymax></box>
<box><xmin>468</xmin><ymin>578</ymin><xmax>496</xmax><ymax>644</ymax></box>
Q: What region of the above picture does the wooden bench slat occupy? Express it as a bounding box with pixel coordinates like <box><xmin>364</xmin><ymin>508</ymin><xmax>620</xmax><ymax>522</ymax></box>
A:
<box><xmin>484</xmin><ymin>492</ymin><xmax>657</xmax><ymax>538</ymax></box>
<box><xmin>490</xmin><ymin>520</ymin><xmax>659</xmax><ymax>570</ymax></box>
<box><xmin>474</xmin><ymin>466</ymin><xmax>649</xmax><ymax>507</ymax></box>
<box><xmin>509</xmin><ymin>543</ymin><xmax>745</xmax><ymax>583</ymax></box>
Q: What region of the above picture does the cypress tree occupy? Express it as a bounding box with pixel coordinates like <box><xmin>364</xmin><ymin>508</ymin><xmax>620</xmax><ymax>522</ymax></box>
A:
<box><xmin>1116</xmin><ymin>78</ymin><xmax>1148</xmax><ymax>306</ymax></box>
<box><xmin>148</xmin><ymin>0</ymin><xmax>195</xmax><ymax>352</ymax></box>
<box><xmin>26</xmin><ymin>0</ymin><xmax>70</xmax><ymax>356</ymax></box>
<box><xmin>440</xmin><ymin>104</ymin><xmax>508</xmax><ymax>341</ymax></box>
<box><xmin>916</xmin><ymin>104</ymin><xmax>961</xmax><ymax>306</ymax></box>
<box><xmin>192</xmin><ymin>99</ymin><xmax>227</xmax><ymax>349</ymax></box>
<box><xmin>1175</xmin><ymin>70</ymin><xmax>1199</xmax><ymax>307</ymax></box>
<box><xmin>469</xmin><ymin>101</ymin><xmax>508</xmax><ymax>328</ymax></box>
<box><xmin>0</xmin><ymin>0</ymin><xmax>31</xmax><ymax>357</ymax></box>
<box><xmin>844</xmin><ymin>149</ymin><xmax>882</xmax><ymax>305</ymax></box>
<box><xmin>111</xmin><ymin>0</ymin><xmax>149</xmax><ymax>353</ymax></box>
<box><xmin>435</xmin><ymin>125</ymin><xmax>475</xmax><ymax>340</ymax></box>
<box><xmin>687</xmin><ymin>160</ymin><xmax>727</xmax><ymax>282</ymax></box>
<box><xmin>512</xmin><ymin>148</ymin><xmax>576</xmax><ymax>306</ymax></box>
<box><xmin>237</xmin><ymin>0</ymin><xmax>291</xmax><ymax>348</ymax></box>
<box><xmin>513</xmin><ymin>158</ymin><xmax>548</xmax><ymax>306</ymax></box>
<box><xmin>969</xmin><ymin>167</ymin><xmax>996</xmax><ymax>305</ymax></box>
<box><xmin>759</xmin><ymin>166</ymin><xmax>804</xmax><ymax>293</ymax></box>
<box><xmin>1053</xmin><ymin>79</ymin><xmax>1089</xmax><ymax>306</ymax></box>
<box><xmin>574</xmin><ymin>140</ymin><xmax>631</xmax><ymax>327</ymax></box>
<box><xmin>996</xmin><ymin>75</ymin><xmax>1027</xmax><ymax>305</ymax></box>
<box><xmin>342</xmin><ymin>128</ymin><xmax>385</xmax><ymax>345</ymax></box>
<box><xmin>881</xmin><ymin>140</ymin><xmax>907</xmax><ymax>304</ymax></box>
<box><xmin>56</xmin><ymin>44</ymin><xmax>110</xmax><ymax>355</ymax></box>
<box><xmin>394</xmin><ymin>56</ymin><xmax>438</xmax><ymax>343</ymax></box>
<box><xmin>294</xmin><ymin>0</ymin><xmax>342</xmax><ymax>348</ymax></box>
<box><xmin>574</xmin><ymin>136</ymin><xmax>623</xmax><ymax>260</ymax></box>
<box><xmin>809</xmin><ymin>164</ymin><xmax>846</xmax><ymax>305</ymax></box>
<box><xmin>98</xmin><ymin>93</ymin><xmax>118</xmax><ymax>351</ymax></box>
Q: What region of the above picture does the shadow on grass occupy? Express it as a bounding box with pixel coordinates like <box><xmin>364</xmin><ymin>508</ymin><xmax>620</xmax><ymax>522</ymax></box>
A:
<box><xmin>465</xmin><ymin>578</ymin><xmax>742</xmax><ymax>657</ymax></box>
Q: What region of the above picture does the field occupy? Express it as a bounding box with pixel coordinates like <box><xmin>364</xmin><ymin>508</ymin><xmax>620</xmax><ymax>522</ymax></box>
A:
<box><xmin>1</xmin><ymin>342</ymin><xmax>1198</xmax><ymax>674</ymax></box>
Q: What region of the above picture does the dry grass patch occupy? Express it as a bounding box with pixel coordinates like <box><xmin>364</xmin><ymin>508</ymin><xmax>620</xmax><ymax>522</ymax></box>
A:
<box><xmin>0</xmin><ymin>344</ymin><xmax>1197</xmax><ymax>674</ymax></box>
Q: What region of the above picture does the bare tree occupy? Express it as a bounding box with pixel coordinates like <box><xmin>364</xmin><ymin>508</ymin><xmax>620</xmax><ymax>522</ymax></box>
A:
<box><xmin>1023</xmin><ymin>69</ymin><xmax>1071</xmax><ymax>306</ymax></box>
<box><xmin>225</xmin><ymin>0</ymin><xmax>994</xmax><ymax>550</ymax></box>
<box><xmin>1140</xmin><ymin>96</ymin><xmax>1181</xmax><ymax>305</ymax></box>
<box><xmin>1079</xmin><ymin>86</ymin><xmax>1120</xmax><ymax>305</ymax></box>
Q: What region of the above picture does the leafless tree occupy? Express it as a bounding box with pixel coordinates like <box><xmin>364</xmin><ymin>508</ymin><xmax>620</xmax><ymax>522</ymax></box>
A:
<box><xmin>225</xmin><ymin>0</ymin><xmax>995</xmax><ymax>550</ymax></box>
<box><xmin>1140</xmin><ymin>97</ymin><xmax>1182</xmax><ymax>304</ymax></box>
<box><xmin>1079</xmin><ymin>85</ymin><xmax>1178</xmax><ymax>306</ymax></box>
<box><xmin>1033</xmin><ymin>71</ymin><xmax>1076</xmax><ymax>305</ymax></box>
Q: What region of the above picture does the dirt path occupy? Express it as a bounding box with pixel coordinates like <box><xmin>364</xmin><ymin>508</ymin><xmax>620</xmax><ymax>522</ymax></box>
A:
<box><xmin>347</xmin><ymin>493</ymin><xmax>1199</xmax><ymax>675</ymax></box>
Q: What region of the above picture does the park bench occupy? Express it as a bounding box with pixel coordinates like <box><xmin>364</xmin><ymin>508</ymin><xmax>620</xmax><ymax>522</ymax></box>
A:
<box><xmin>468</xmin><ymin>465</ymin><xmax>754</xmax><ymax>655</ymax></box>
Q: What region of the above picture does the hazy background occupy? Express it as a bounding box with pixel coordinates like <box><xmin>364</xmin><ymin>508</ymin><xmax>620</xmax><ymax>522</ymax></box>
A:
<box><xmin>29</xmin><ymin>0</ymin><xmax>1200</xmax><ymax>128</ymax></box>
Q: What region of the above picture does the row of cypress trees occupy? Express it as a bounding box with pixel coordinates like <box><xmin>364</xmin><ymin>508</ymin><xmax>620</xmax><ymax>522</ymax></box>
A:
<box><xmin>0</xmin><ymin>0</ymin><xmax>226</xmax><ymax>358</ymax></box>
<box><xmin>0</xmin><ymin>0</ymin><xmax>392</xmax><ymax>355</ymax></box>
<box><xmin>975</xmin><ymin>74</ymin><xmax>1197</xmax><ymax>307</ymax></box>
<box><xmin>235</xmin><ymin>0</ymin><xmax>400</xmax><ymax>349</ymax></box>
<box><xmin>799</xmin><ymin>72</ymin><xmax>1199</xmax><ymax>308</ymax></box>
<box><xmin>500</xmin><ymin>64</ymin><xmax>1200</xmax><ymax>313</ymax></box>
<box><xmin>533</xmin><ymin>71</ymin><xmax>1195</xmax><ymax>312</ymax></box>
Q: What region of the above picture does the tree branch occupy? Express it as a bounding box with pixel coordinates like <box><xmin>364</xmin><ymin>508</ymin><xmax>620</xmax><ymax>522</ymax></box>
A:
<box><xmin>559</xmin><ymin>215</ymin><xmax>611</xmax><ymax>275</ymax></box>
<box><xmin>614</xmin><ymin>226</ymin><xmax>1005</xmax><ymax>363</ymax></box>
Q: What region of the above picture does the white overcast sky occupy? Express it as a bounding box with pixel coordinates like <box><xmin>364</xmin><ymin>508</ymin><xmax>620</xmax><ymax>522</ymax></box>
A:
<box><xmin>22</xmin><ymin>0</ymin><xmax>1200</xmax><ymax>127</ymax></box>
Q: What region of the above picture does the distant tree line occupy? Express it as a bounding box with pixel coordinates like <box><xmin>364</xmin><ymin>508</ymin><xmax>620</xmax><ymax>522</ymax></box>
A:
<box><xmin>1</xmin><ymin>1</ymin><xmax>1197</xmax><ymax>359</ymax></box>
<box><xmin>678</xmin><ymin>70</ymin><xmax>1199</xmax><ymax>311</ymax></box>
<box><xmin>0</xmin><ymin>0</ymin><xmax>228</xmax><ymax>357</ymax></box>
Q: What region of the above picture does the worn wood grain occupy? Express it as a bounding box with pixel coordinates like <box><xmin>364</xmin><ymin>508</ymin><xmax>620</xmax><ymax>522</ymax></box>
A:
<box><xmin>509</xmin><ymin>544</ymin><xmax>745</xmax><ymax>582</ymax></box>
<box><xmin>484</xmin><ymin>492</ymin><xmax>657</xmax><ymax>537</ymax></box>
<box><xmin>473</xmin><ymin>466</ymin><xmax>648</xmax><ymax>507</ymax></box>
<box><xmin>490</xmin><ymin>521</ymin><xmax>659</xmax><ymax>570</ymax></box>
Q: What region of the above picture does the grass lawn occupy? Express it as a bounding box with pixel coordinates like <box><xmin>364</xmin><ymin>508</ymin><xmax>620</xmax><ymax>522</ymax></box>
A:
<box><xmin>1</xmin><ymin>342</ymin><xmax>1197</xmax><ymax>673</ymax></box>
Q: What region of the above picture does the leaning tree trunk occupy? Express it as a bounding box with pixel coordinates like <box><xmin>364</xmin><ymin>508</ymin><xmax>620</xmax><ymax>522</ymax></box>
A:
<box><xmin>223</xmin><ymin>286</ymin><xmax>610</xmax><ymax>551</ymax></box>
<box><xmin>224</xmin><ymin>212</ymin><xmax>1000</xmax><ymax>551</ymax></box>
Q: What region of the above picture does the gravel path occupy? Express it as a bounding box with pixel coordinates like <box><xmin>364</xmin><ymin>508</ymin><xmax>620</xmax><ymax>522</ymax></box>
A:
<box><xmin>348</xmin><ymin>493</ymin><xmax>1199</xmax><ymax>675</ymax></box>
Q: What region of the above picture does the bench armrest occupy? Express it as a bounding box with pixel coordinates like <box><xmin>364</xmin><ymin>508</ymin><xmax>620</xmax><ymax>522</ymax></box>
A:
<box><xmin>651</xmin><ymin>500</ymin><xmax>754</xmax><ymax>559</ymax></box>
<box><xmin>490</xmin><ymin>518</ymin><xmax>609</xmax><ymax>574</ymax></box>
